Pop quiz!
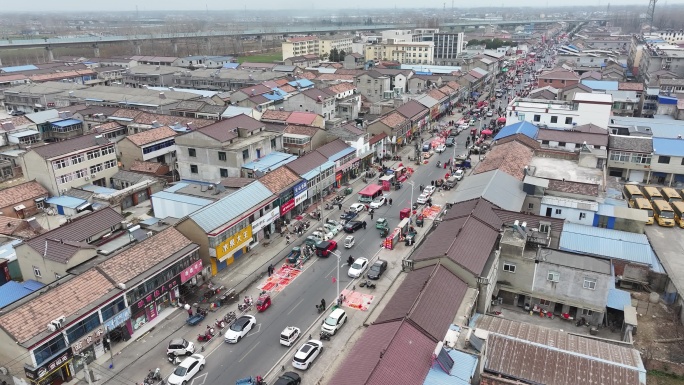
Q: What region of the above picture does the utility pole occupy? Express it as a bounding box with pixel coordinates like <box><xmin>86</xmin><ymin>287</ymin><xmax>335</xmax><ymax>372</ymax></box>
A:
<box><xmin>76</xmin><ymin>354</ymin><xmax>93</xmax><ymax>385</ymax></box>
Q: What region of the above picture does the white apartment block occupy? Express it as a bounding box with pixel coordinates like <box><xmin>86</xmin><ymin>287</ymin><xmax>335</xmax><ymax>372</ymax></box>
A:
<box><xmin>21</xmin><ymin>134</ymin><xmax>119</xmax><ymax>196</ymax></box>
<box><xmin>365</xmin><ymin>40</ymin><xmax>435</xmax><ymax>65</ymax></box>
<box><xmin>282</xmin><ymin>35</ymin><xmax>354</xmax><ymax>60</ymax></box>
<box><xmin>505</xmin><ymin>93</ymin><xmax>612</xmax><ymax>129</ymax></box>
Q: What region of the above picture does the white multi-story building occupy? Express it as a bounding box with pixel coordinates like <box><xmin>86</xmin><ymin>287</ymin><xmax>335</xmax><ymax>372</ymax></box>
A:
<box><xmin>365</xmin><ymin>40</ymin><xmax>435</xmax><ymax>65</ymax></box>
<box><xmin>505</xmin><ymin>93</ymin><xmax>612</xmax><ymax>129</ymax></box>
<box><xmin>21</xmin><ymin>134</ymin><xmax>119</xmax><ymax>196</ymax></box>
<box><xmin>281</xmin><ymin>35</ymin><xmax>354</xmax><ymax>61</ymax></box>
<box><xmin>540</xmin><ymin>196</ymin><xmax>598</xmax><ymax>226</ymax></box>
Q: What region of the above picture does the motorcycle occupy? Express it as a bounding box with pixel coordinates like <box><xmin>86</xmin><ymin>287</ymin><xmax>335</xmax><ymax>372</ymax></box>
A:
<box><xmin>436</xmin><ymin>161</ymin><xmax>441</xmax><ymax>168</ymax></box>
<box><xmin>215</xmin><ymin>319</ymin><xmax>226</xmax><ymax>329</ymax></box>
<box><xmin>359</xmin><ymin>280</ymin><xmax>376</xmax><ymax>289</ymax></box>
<box><xmin>238</xmin><ymin>296</ymin><xmax>253</xmax><ymax>312</ymax></box>
<box><xmin>144</xmin><ymin>368</ymin><xmax>162</xmax><ymax>385</ymax></box>
<box><xmin>319</xmin><ymin>331</ymin><xmax>332</xmax><ymax>341</ymax></box>
<box><xmin>223</xmin><ymin>311</ymin><xmax>237</xmax><ymax>323</ymax></box>
<box><xmin>576</xmin><ymin>317</ymin><xmax>587</xmax><ymax>327</ymax></box>
<box><xmin>316</xmin><ymin>303</ymin><xmax>325</xmax><ymax>313</ymax></box>
<box><xmin>325</xmin><ymin>203</ymin><xmax>333</xmax><ymax>210</ymax></box>
<box><xmin>167</xmin><ymin>354</ymin><xmax>181</xmax><ymax>365</ymax></box>
<box><xmin>197</xmin><ymin>325</ymin><xmax>215</xmax><ymax>342</ymax></box>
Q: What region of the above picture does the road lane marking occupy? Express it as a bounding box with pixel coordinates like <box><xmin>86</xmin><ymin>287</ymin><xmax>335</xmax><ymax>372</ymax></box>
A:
<box><xmin>287</xmin><ymin>297</ymin><xmax>305</xmax><ymax>315</ymax></box>
<box><xmin>190</xmin><ymin>373</ymin><xmax>207</xmax><ymax>385</ymax></box>
<box><xmin>238</xmin><ymin>341</ymin><xmax>261</xmax><ymax>363</ymax></box>
<box><xmin>246</xmin><ymin>323</ymin><xmax>261</xmax><ymax>337</ymax></box>
<box><xmin>206</xmin><ymin>340</ymin><xmax>223</xmax><ymax>357</ymax></box>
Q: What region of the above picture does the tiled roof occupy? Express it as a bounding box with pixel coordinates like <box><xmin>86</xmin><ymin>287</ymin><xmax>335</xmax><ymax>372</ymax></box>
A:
<box><xmin>340</xmin><ymin>122</ymin><xmax>364</xmax><ymax>136</ymax></box>
<box><xmin>427</xmin><ymin>89</ymin><xmax>447</xmax><ymax>101</ymax></box>
<box><xmin>444</xmin><ymin>198</ymin><xmax>504</xmax><ymax>228</ymax></box>
<box><xmin>286</xmin><ymin>111</ymin><xmax>318</xmax><ymax>126</ymax></box>
<box><xmin>609</xmin><ymin>135</ymin><xmax>653</xmax><ymax>153</ymax></box>
<box><xmin>396</xmin><ymin>100</ymin><xmax>428</xmax><ymax>120</ymax></box>
<box><xmin>199</xmin><ymin>114</ymin><xmax>264</xmax><ymax>142</ymax></box>
<box><xmin>261</xmin><ymin>110</ymin><xmax>292</xmax><ymax>122</ymax></box>
<box><xmin>539</xmin><ymin>68</ymin><xmax>580</xmax><ymax>80</ymax></box>
<box><xmin>125</xmin><ymin>126</ymin><xmax>177</xmax><ymax>146</ymax></box>
<box><xmin>301</xmin><ymin>88</ymin><xmax>334</xmax><ymax>102</ymax></box>
<box><xmin>31</xmin><ymin>133</ymin><xmax>111</xmax><ymax>159</ymax></box>
<box><xmin>133</xmin><ymin>112</ymin><xmax>214</xmax><ymax>128</ymax></box>
<box><xmin>537</xmin><ymin>128</ymin><xmax>608</xmax><ymax>146</ymax></box>
<box><xmin>219</xmin><ymin>177</ymin><xmax>253</xmax><ymax>189</ymax></box>
<box><xmin>493</xmin><ymin>208</ymin><xmax>565</xmax><ymax>234</ymax></box>
<box><xmin>284</xmin><ymin>124</ymin><xmax>320</xmax><ymax>137</ymax></box>
<box><xmin>130</xmin><ymin>160</ymin><xmax>166</xmax><ymax>173</ymax></box>
<box><xmin>238</xmin><ymin>84</ymin><xmax>271</xmax><ymax>96</ymax></box>
<box><xmin>474</xmin><ymin>140</ymin><xmax>534</xmax><ymax>181</ymax></box>
<box><xmin>248</xmin><ymin>95</ymin><xmax>270</xmax><ymax>105</ymax></box>
<box><xmin>0</xmin><ymin>216</ymin><xmax>43</xmax><ymax>239</ymax></box>
<box><xmin>327</xmin><ymin>82</ymin><xmax>356</xmax><ymax>94</ymax></box>
<box><xmin>580</xmin><ymin>71</ymin><xmax>602</xmax><ymax>80</ymax></box>
<box><xmin>316</xmin><ymin>139</ymin><xmax>351</xmax><ymax>158</ymax></box>
<box><xmin>257</xmin><ymin>167</ymin><xmax>301</xmax><ymax>193</ymax></box>
<box><xmin>483</xmin><ymin>333</ymin><xmax>642</xmax><ymax>385</ymax></box>
<box><xmin>98</xmin><ymin>228</ymin><xmax>194</xmax><ymax>284</ymax></box>
<box><xmin>286</xmin><ymin>151</ymin><xmax>328</xmax><ymax>175</ymax></box>
<box><xmin>374</xmin><ymin>264</ymin><xmax>468</xmax><ymax>341</ymax></box>
<box><xmin>380</xmin><ymin>112</ymin><xmax>408</xmax><ymax>129</ymax></box>
<box><xmin>618</xmin><ymin>82</ymin><xmax>644</xmax><ymax>91</ymax></box>
<box><xmin>92</xmin><ymin>121</ymin><xmax>124</xmax><ymax>133</ymax></box>
<box><xmin>369</xmin><ymin>132</ymin><xmax>387</xmax><ymax>145</ymax></box>
<box><xmin>495</xmin><ymin>133</ymin><xmax>541</xmax><ymax>150</ymax></box>
<box><xmin>0</xmin><ymin>269</ymin><xmax>116</xmax><ymax>344</ymax></box>
<box><xmin>573</xmin><ymin>123</ymin><xmax>607</xmax><ymax>134</ymax></box>
<box><xmin>413</xmin><ymin>211</ymin><xmax>500</xmax><ymax>275</ymax></box>
<box><xmin>0</xmin><ymin>181</ymin><xmax>48</xmax><ymax>209</ymax></box>
<box><xmin>110</xmin><ymin>108</ymin><xmax>142</xmax><ymax>119</ymax></box>
<box><xmin>335</xmin><ymin>69</ymin><xmax>365</xmax><ymax>76</ymax></box>
<box><xmin>279</xmin><ymin>84</ymin><xmax>296</xmax><ymax>93</ymax></box>
<box><xmin>25</xmin><ymin>208</ymin><xmax>124</xmax><ymax>263</ymax></box>
<box><xmin>546</xmin><ymin>178</ymin><xmax>599</xmax><ymax>197</ymax></box>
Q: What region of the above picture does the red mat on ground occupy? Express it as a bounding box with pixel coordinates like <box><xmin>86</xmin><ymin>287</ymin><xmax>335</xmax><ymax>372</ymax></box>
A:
<box><xmin>258</xmin><ymin>266</ymin><xmax>302</xmax><ymax>293</ymax></box>
<box><xmin>421</xmin><ymin>205</ymin><xmax>442</xmax><ymax>220</ymax></box>
<box><xmin>340</xmin><ymin>289</ymin><xmax>374</xmax><ymax>311</ymax></box>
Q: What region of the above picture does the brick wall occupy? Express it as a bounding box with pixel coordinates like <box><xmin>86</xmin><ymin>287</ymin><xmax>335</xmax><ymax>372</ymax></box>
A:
<box><xmin>534</xmin><ymin>148</ymin><xmax>579</xmax><ymax>161</ymax></box>
<box><xmin>647</xmin><ymin>358</ymin><xmax>684</xmax><ymax>377</ymax></box>
<box><xmin>480</xmin><ymin>373</ymin><xmax>528</xmax><ymax>385</ymax></box>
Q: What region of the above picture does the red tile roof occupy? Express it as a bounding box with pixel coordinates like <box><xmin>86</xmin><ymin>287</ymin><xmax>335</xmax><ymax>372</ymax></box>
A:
<box><xmin>125</xmin><ymin>126</ymin><xmax>177</xmax><ymax>146</ymax></box>
<box><xmin>286</xmin><ymin>111</ymin><xmax>318</xmax><ymax>126</ymax></box>
<box><xmin>283</xmin><ymin>124</ymin><xmax>320</xmax><ymax>137</ymax></box>
<box><xmin>258</xmin><ymin>167</ymin><xmax>302</xmax><ymax>193</ymax></box>
<box><xmin>493</xmin><ymin>208</ymin><xmax>565</xmax><ymax>234</ymax></box>
<box><xmin>396</xmin><ymin>100</ymin><xmax>428</xmax><ymax>120</ymax></box>
<box><xmin>427</xmin><ymin>89</ymin><xmax>447</xmax><ymax>101</ymax></box>
<box><xmin>301</xmin><ymin>88</ymin><xmax>335</xmax><ymax>102</ymax></box>
<box><xmin>327</xmin><ymin>82</ymin><xmax>356</xmax><ymax>94</ymax></box>
<box><xmin>98</xmin><ymin>228</ymin><xmax>194</xmax><ymax>284</ymax></box>
<box><xmin>539</xmin><ymin>68</ymin><xmax>580</xmax><ymax>80</ymax></box>
<box><xmin>474</xmin><ymin>140</ymin><xmax>534</xmax><ymax>180</ymax></box>
<box><xmin>546</xmin><ymin>178</ymin><xmax>599</xmax><ymax>197</ymax></box>
<box><xmin>198</xmin><ymin>114</ymin><xmax>264</xmax><ymax>142</ymax></box>
<box><xmin>0</xmin><ymin>269</ymin><xmax>117</xmax><ymax>344</ymax></box>
<box><xmin>133</xmin><ymin>112</ymin><xmax>214</xmax><ymax>128</ymax></box>
<box><xmin>0</xmin><ymin>181</ymin><xmax>48</xmax><ymax>209</ymax></box>
<box><xmin>130</xmin><ymin>160</ymin><xmax>166</xmax><ymax>174</ymax></box>
<box><xmin>261</xmin><ymin>110</ymin><xmax>292</xmax><ymax>122</ymax></box>
<box><xmin>380</xmin><ymin>112</ymin><xmax>408</xmax><ymax>129</ymax></box>
<box><xmin>618</xmin><ymin>82</ymin><xmax>644</xmax><ymax>91</ymax></box>
<box><xmin>316</xmin><ymin>139</ymin><xmax>351</xmax><ymax>158</ymax></box>
<box><xmin>537</xmin><ymin>128</ymin><xmax>608</xmax><ymax>147</ymax></box>
<box><xmin>369</xmin><ymin>132</ymin><xmax>387</xmax><ymax>145</ymax></box>
<box><xmin>286</xmin><ymin>151</ymin><xmax>328</xmax><ymax>175</ymax></box>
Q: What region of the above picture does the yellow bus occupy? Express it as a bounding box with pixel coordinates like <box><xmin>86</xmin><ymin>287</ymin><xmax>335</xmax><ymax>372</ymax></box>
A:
<box><xmin>653</xmin><ymin>200</ymin><xmax>675</xmax><ymax>227</ymax></box>
<box><xmin>623</xmin><ymin>184</ymin><xmax>644</xmax><ymax>206</ymax></box>
<box><xmin>632</xmin><ymin>197</ymin><xmax>654</xmax><ymax>225</ymax></box>
<box><xmin>672</xmin><ymin>201</ymin><xmax>684</xmax><ymax>228</ymax></box>
<box><xmin>642</xmin><ymin>186</ymin><xmax>664</xmax><ymax>202</ymax></box>
<box><xmin>662</xmin><ymin>187</ymin><xmax>682</xmax><ymax>203</ymax></box>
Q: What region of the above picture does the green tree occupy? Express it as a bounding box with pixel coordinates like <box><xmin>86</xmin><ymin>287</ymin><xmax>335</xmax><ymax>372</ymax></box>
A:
<box><xmin>338</xmin><ymin>50</ymin><xmax>347</xmax><ymax>62</ymax></box>
<box><xmin>329</xmin><ymin>48</ymin><xmax>339</xmax><ymax>62</ymax></box>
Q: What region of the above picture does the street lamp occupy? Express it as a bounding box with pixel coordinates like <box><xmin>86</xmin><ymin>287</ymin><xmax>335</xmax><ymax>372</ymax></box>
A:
<box><xmin>408</xmin><ymin>181</ymin><xmax>415</xmax><ymax>220</ymax></box>
<box><xmin>330</xmin><ymin>250</ymin><xmax>342</xmax><ymax>305</ymax></box>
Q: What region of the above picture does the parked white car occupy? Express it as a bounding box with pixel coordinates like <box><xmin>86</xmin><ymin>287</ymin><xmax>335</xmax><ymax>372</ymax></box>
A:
<box><xmin>224</xmin><ymin>315</ymin><xmax>256</xmax><ymax>343</ymax></box>
<box><xmin>167</xmin><ymin>354</ymin><xmax>205</xmax><ymax>385</ymax></box>
<box><xmin>349</xmin><ymin>203</ymin><xmax>366</xmax><ymax>213</ymax></box>
<box><xmin>347</xmin><ymin>257</ymin><xmax>369</xmax><ymax>278</ymax></box>
<box><xmin>423</xmin><ymin>186</ymin><xmax>436</xmax><ymax>196</ymax></box>
<box><xmin>416</xmin><ymin>194</ymin><xmax>429</xmax><ymax>205</ymax></box>
<box><xmin>435</xmin><ymin>144</ymin><xmax>447</xmax><ymax>154</ymax></box>
<box><xmin>454</xmin><ymin>169</ymin><xmax>465</xmax><ymax>181</ymax></box>
<box><xmin>369</xmin><ymin>196</ymin><xmax>387</xmax><ymax>209</ymax></box>
<box><xmin>292</xmin><ymin>339</ymin><xmax>323</xmax><ymax>370</ymax></box>
<box><xmin>321</xmin><ymin>308</ymin><xmax>348</xmax><ymax>335</ymax></box>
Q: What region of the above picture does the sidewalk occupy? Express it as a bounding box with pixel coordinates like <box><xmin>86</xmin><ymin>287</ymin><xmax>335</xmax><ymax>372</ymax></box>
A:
<box><xmin>74</xmin><ymin>170</ymin><xmax>379</xmax><ymax>385</ymax></box>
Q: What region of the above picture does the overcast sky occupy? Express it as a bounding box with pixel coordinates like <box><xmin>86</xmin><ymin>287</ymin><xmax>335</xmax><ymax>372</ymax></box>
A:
<box><xmin>0</xmin><ymin>0</ymin><xmax>674</xmax><ymax>12</ymax></box>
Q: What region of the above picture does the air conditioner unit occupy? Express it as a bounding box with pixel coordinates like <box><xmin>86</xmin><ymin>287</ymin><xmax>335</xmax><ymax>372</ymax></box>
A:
<box><xmin>47</xmin><ymin>323</ymin><xmax>57</xmax><ymax>332</ymax></box>
<box><xmin>51</xmin><ymin>319</ymin><xmax>63</xmax><ymax>330</ymax></box>
<box><xmin>85</xmin><ymin>176</ymin><xmax>90</xmax><ymax>181</ymax></box>
<box><xmin>61</xmin><ymin>188</ymin><xmax>67</xmax><ymax>193</ymax></box>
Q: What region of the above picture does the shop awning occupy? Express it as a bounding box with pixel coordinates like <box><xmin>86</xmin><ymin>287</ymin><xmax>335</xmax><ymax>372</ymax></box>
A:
<box><xmin>336</xmin><ymin>157</ymin><xmax>359</xmax><ymax>173</ymax></box>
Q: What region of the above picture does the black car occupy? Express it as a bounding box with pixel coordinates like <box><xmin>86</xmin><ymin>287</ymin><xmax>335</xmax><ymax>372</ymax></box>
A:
<box><xmin>343</xmin><ymin>220</ymin><xmax>363</xmax><ymax>233</ymax></box>
<box><xmin>367</xmin><ymin>259</ymin><xmax>388</xmax><ymax>280</ymax></box>
<box><xmin>340</xmin><ymin>211</ymin><xmax>357</xmax><ymax>222</ymax></box>
<box><xmin>273</xmin><ymin>372</ymin><xmax>301</xmax><ymax>385</ymax></box>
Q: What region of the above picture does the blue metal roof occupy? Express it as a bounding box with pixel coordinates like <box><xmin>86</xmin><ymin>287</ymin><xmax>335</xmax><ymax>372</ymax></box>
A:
<box><xmin>151</xmin><ymin>191</ymin><xmax>213</xmax><ymax>207</ymax></box>
<box><xmin>287</xmin><ymin>79</ymin><xmax>314</xmax><ymax>88</ymax></box>
<box><xmin>165</xmin><ymin>183</ymin><xmax>189</xmax><ymax>193</ymax></box>
<box><xmin>610</xmin><ymin>116</ymin><xmax>684</xmax><ymax>139</ymax></box>
<box><xmin>51</xmin><ymin>118</ymin><xmax>82</xmax><ymax>127</ymax></box>
<box><xmin>1</xmin><ymin>64</ymin><xmax>39</xmax><ymax>72</ymax></box>
<box><xmin>0</xmin><ymin>240</ymin><xmax>21</xmax><ymax>262</ymax></box>
<box><xmin>581</xmin><ymin>80</ymin><xmax>619</xmax><ymax>91</ymax></box>
<box><xmin>560</xmin><ymin>223</ymin><xmax>654</xmax><ymax>266</ymax></box>
<box><xmin>493</xmin><ymin>121</ymin><xmax>539</xmax><ymax>141</ymax></box>
<box><xmin>607</xmin><ymin>287</ymin><xmax>632</xmax><ymax>310</ymax></box>
<box><xmin>222</xmin><ymin>63</ymin><xmax>240</xmax><ymax>69</ymax></box>
<box><xmin>189</xmin><ymin>181</ymin><xmax>274</xmax><ymax>233</ymax></box>
<box><xmin>423</xmin><ymin>348</ymin><xmax>478</xmax><ymax>385</ymax></box>
<box><xmin>0</xmin><ymin>280</ymin><xmax>44</xmax><ymax>308</ymax></box>
<box><xmin>302</xmin><ymin>161</ymin><xmax>335</xmax><ymax>180</ymax></box>
<box><xmin>242</xmin><ymin>151</ymin><xmax>297</xmax><ymax>171</ymax></box>
<box><xmin>658</xmin><ymin>95</ymin><xmax>678</xmax><ymax>105</ymax></box>
<box><xmin>46</xmin><ymin>196</ymin><xmax>87</xmax><ymax>209</ymax></box>
<box><xmin>328</xmin><ymin>147</ymin><xmax>356</xmax><ymax>163</ymax></box>
<box><xmin>653</xmin><ymin>138</ymin><xmax>684</xmax><ymax>156</ymax></box>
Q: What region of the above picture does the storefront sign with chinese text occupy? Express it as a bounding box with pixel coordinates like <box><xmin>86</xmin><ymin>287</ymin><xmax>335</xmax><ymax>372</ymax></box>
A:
<box><xmin>252</xmin><ymin>207</ymin><xmax>280</xmax><ymax>232</ymax></box>
<box><xmin>136</xmin><ymin>275</ymin><xmax>180</xmax><ymax>310</ymax></box>
<box><xmin>180</xmin><ymin>260</ymin><xmax>203</xmax><ymax>283</ymax></box>
<box><xmin>294</xmin><ymin>191</ymin><xmax>308</xmax><ymax>206</ymax></box>
<box><xmin>71</xmin><ymin>327</ymin><xmax>105</xmax><ymax>354</ymax></box>
<box><xmin>104</xmin><ymin>308</ymin><xmax>131</xmax><ymax>331</ymax></box>
<box><xmin>293</xmin><ymin>181</ymin><xmax>307</xmax><ymax>197</ymax></box>
<box><xmin>280</xmin><ymin>199</ymin><xmax>295</xmax><ymax>216</ymax></box>
<box><xmin>25</xmin><ymin>349</ymin><xmax>73</xmax><ymax>381</ymax></box>
<box><xmin>214</xmin><ymin>226</ymin><xmax>253</xmax><ymax>260</ymax></box>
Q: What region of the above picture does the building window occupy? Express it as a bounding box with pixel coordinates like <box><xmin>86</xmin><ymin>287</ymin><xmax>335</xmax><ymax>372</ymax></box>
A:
<box><xmin>58</xmin><ymin>174</ymin><xmax>73</xmax><ymax>184</ymax></box>
<box><xmin>581</xmin><ymin>309</ymin><xmax>593</xmax><ymax>316</ymax></box>
<box><xmin>100</xmin><ymin>297</ymin><xmax>126</xmax><ymax>321</ymax></box>
<box><xmin>101</xmin><ymin>146</ymin><xmax>115</xmax><ymax>156</ymax></box>
<box><xmin>65</xmin><ymin>312</ymin><xmax>101</xmax><ymax>343</ymax></box>
<box><xmin>533</xmin><ymin>115</ymin><xmax>541</xmax><ymax>122</ymax></box>
<box><xmin>658</xmin><ymin>156</ymin><xmax>671</xmax><ymax>164</ymax></box>
<box><xmin>53</xmin><ymin>159</ymin><xmax>68</xmax><ymax>169</ymax></box>
<box><xmin>558</xmin><ymin>142</ymin><xmax>566</xmax><ymax>146</ymax></box>
<box><xmin>33</xmin><ymin>335</ymin><xmax>67</xmax><ymax>366</ymax></box>
<box><xmin>90</xmin><ymin>164</ymin><xmax>103</xmax><ymax>174</ymax></box>
<box><xmin>218</xmin><ymin>151</ymin><xmax>227</xmax><ymax>161</ymax></box>
<box><xmin>539</xmin><ymin>299</ymin><xmax>551</xmax><ymax>306</ymax></box>
<box><xmin>503</xmin><ymin>262</ymin><xmax>516</xmax><ymax>273</ymax></box>
<box><xmin>271</xmin><ymin>138</ymin><xmax>277</xmax><ymax>149</ymax></box>
<box><xmin>104</xmin><ymin>160</ymin><xmax>116</xmax><ymax>169</ymax></box>
<box><xmin>579</xmin><ymin>212</ymin><xmax>586</xmax><ymax>219</ymax></box>
<box><xmin>71</xmin><ymin>154</ymin><xmax>84</xmax><ymax>165</ymax></box>
<box><xmin>565</xmin><ymin>117</ymin><xmax>573</xmax><ymax>124</ymax></box>
<box><xmin>547</xmin><ymin>271</ymin><xmax>560</xmax><ymax>282</ymax></box>
<box><xmin>541</xmin><ymin>140</ymin><xmax>549</xmax><ymax>145</ymax></box>
<box><xmin>75</xmin><ymin>169</ymin><xmax>87</xmax><ymax>178</ymax></box>
<box><xmin>555</xmin><ymin>209</ymin><xmax>562</xmax><ymax>214</ymax></box>
<box><xmin>220</xmin><ymin>168</ymin><xmax>228</xmax><ymax>178</ymax></box>
<box><xmin>188</xmin><ymin>148</ymin><xmax>197</xmax><ymax>157</ymax></box>
<box><xmin>583</xmin><ymin>278</ymin><xmax>597</xmax><ymax>290</ymax></box>
<box><xmin>87</xmin><ymin>150</ymin><xmax>100</xmax><ymax>160</ymax></box>
<box><xmin>528</xmin><ymin>203</ymin><xmax>534</xmax><ymax>210</ymax></box>
<box><xmin>33</xmin><ymin>266</ymin><xmax>41</xmax><ymax>277</ymax></box>
<box><xmin>190</xmin><ymin>165</ymin><xmax>198</xmax><ymax>174</ymax></box>
<box><xmin>550</xmin><ymin>116</ymin><xmax>558</xmax><ymax>123</ymax></box>
<box><xmin>242</xmin><ymin>149</ymin><xmax>250</xmax><ymax>160</ymax></box>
